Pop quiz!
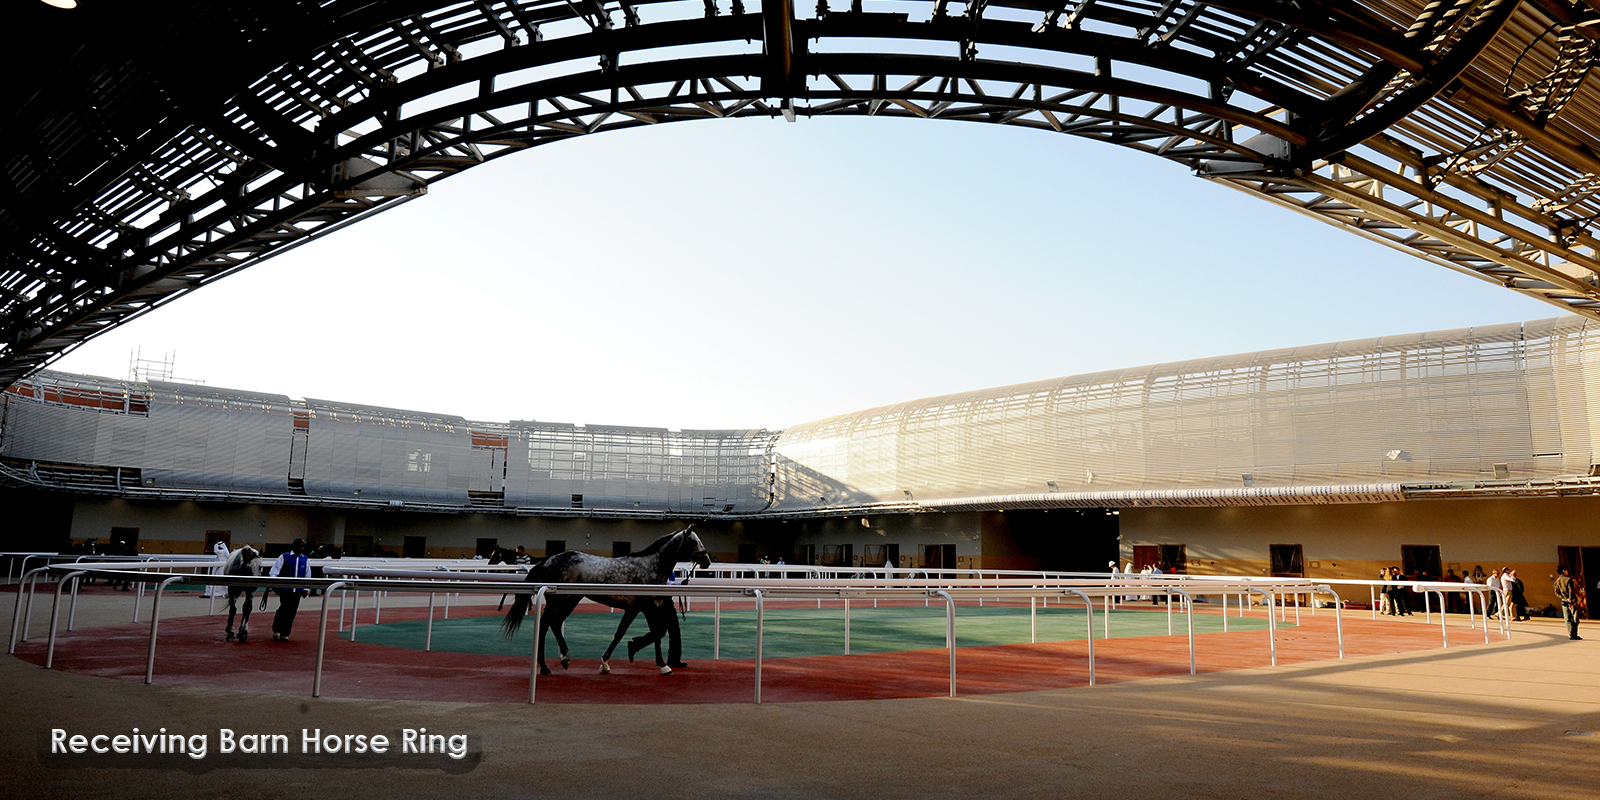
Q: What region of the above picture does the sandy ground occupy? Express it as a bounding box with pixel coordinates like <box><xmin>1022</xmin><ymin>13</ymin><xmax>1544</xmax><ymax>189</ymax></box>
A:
<box><xmin>3</xmin><ymin>587</ymin><xmax>1598</xmax><ymax>799</ymax></box>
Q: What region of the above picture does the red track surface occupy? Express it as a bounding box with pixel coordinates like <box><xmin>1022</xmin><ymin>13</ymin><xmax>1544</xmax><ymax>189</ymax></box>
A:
<box><xmin>12</xmin><ymin>603</ymin><xmax>1480</xmax><ymax>704</ymax></box>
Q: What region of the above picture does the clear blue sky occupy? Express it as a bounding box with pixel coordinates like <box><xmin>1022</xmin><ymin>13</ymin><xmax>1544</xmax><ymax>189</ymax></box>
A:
<box><xmin>52</xmin><ymin>115</ymin><xmax>1556</xmax><ymax>430</ymax></box>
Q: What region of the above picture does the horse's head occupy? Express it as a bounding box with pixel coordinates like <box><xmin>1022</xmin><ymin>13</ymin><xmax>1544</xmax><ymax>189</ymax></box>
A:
<box><xmin>677</xmin><ymin>528</ymin><xmax>711</xmax><ymax>570</ymax></box>
<box><xmin>227</xmin><ymin>546</ymin><xmax>264</xmax><ymax>577</ymax></box>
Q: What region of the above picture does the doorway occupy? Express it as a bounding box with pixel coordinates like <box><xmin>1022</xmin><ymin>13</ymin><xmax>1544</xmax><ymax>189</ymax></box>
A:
<box><xmin>403</xmin><ymin>536</ymin><xmax>426</xmax><ymax>559</ymax></box>
<box><xmin>1270</xmin><ymin>544</ymin><xmax>1304</xmax><ymax>578</ymax></box>
<box><xmin>476</xmin><ymin>538</ymin><xmax>498</xmax><ymax>558</ymax></box>
<box><xmin>793</xmin><ymin>544</ymin><xmax>815</xmax><ymax>566</ymax></box>
<box><xmin>205</xmin><ymin>530</ymin><xmax>232</xmax><ymax>553</ymax></box>
<box><xmin>1401</xmin><ymin>545</ymin><xmax>1442</xmax><ymax>580</ymax></box>
<box><xmin>110</xmin><ymin>527</ymin><xmax>139</xmax><ymax>550</ymax></box>
<box><xmin>1558</xmin><ymin>546</ymin><xmax>1600</xmax><ymax>619</ymax></box>
<box><xmin>922</xmin><ymin>544</ymin><xmax>956</xmax><ymax>572</ymax></box>
<box><xmin>545</xmin><ymin>540</ymin><xmax>567</xmax><ymax>557</ymax></box>
<box><xmin>612</xmin><ymin>541</ymin><xmax>632</xmax><ymax>557</ymax></box>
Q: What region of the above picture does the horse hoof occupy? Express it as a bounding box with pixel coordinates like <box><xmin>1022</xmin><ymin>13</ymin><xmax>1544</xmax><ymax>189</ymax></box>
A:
<box><xmin>599</xmin><ymin>662</ymin><xmax>611</xmax><ymax>674</ymax></box>
<box><xmin>560</xmin><ymin>655</ymin><xmax>570</xmax><ymax>670</ymax></box>
<box><xmin>238</xmin><ymin>630</ymin><xmax>248</xmax><ymax>642</ymax></box>
<box><xmin>539</xmin><ymin>666</ymin><xmax>552</xmax><ymax>675</ymax></box>
<box><xmin>225</xmin><ymin>631</ymin><xmax>235</xmax><ymax>641</ymax></box>
<box><xmin>659</xmin><ymin>665</ymin><xmax>673</xmax><ymax>676</ymax></box>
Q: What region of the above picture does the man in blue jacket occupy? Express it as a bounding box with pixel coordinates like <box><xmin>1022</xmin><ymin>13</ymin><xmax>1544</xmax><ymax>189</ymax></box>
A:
<box><xmin>265</xmin><ymin>539</ymin><xmax>310</xmax><ymax>641</ymax></box>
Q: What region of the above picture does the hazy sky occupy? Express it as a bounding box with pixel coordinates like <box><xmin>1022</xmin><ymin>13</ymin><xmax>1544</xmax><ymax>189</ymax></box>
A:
<box><xmin>52</xmin><ymin>115</ymin><xmax>1554</xmax><ymax>430</ymax></box>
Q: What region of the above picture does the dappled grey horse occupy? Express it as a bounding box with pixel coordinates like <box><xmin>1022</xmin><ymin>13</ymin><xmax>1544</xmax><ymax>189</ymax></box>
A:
<box><xmin>223</xmin><ymin>545</ymin><xmax>264</xmax><ymax>642</ymax></box>
<box><xmin>501</xmin><ymin>527</ymin><xmax>710</xmax><ymax>675</ymax></box>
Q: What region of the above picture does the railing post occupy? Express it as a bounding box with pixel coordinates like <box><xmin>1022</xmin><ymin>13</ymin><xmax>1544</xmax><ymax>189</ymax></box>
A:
<box><xmin>1436</xmin><ymin>590</ymin><xmax>1448</xmax><ymax>648</ymax></box>
<box><xmin>12</xmin><ymin>567</ymin><xmax>49</xmax><ymax>652</ymax></box>
<box><xmin>713</xmin><ymin>596</ymin><xmax>721</xmax><ymax>660</ymax></box>
<box><xmin>425</xmin><ymin>592</ymin><xmax>436</xmax><ymax>652</ymax></box>
<box><xmin>529</xmin><ymin>585</ymin><xmax>547</xmax><ymax>704</ymax></box>
<box><xmin>68</xmin><ymin>574</ymin><xmax>82</xmax><ymax>631</ymax></box>
<box><xmin>754</xmin><ymin>589</ymin><xmax>765</xmax><ymax>704</ymax></box>
<box><xmin>1065</xmin><ymin>589</ymin><xmax>1094</xmax><ymax>687</ymax></box>
<box><xmin>314</xmin><ymin>581</ymin><xmax>347</xmax><ymax>698</ymax></box>
<box><xmin>46</xmin><ymin>571</ymin><xmax>86</xmax><ymax>670</ymax></box>
<box><xmin>144</xmin><ymin>576</ymin><xmax>184</xmax><ymax>684</ymax></box>
<box><xmin>843</xmin><ymin>597</ymin><xmax>850</xmax><ymax>655</ymax></box>
<box><xmin>934</xmin><ymin>590</ymin><xmax>956</xmax><ymax>697</ymax></box>
<box><xmin>1248</xmin><ymin>588</ymin><xmax>1276</xmax><ymax>666</ymax></box>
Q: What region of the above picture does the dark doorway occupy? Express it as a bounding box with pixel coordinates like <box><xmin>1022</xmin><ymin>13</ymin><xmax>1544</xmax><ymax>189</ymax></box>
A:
<box><xmin>545</xmin><ymin>540</ymin><xmax>566</xmax><ymax>557</ymax></box>
<box><xmin>923</xmin><ymin>544</ymin><xmax>956</xmax><ymax>569</ymax></box>
<box><xmin>476</xmin><ymin>538</ymin><xmax>498</xmax><ymax>558</ymax></box>
<box><xmin>1560</xmin><ymin>546</ymin><xmax>1600</xmax><ymax>620</ymax></box>
<box><xmin>863</xmin><ymin>543</ymin><xmax>899</xmax><ymax>568</ymax></box>
<box><xmin>110</xmin><ymin>527</ymin><xmax>139</xmax><ymax>550</ymax></box>
<box><xmin>343</xmin><ymin>534</ymin><xmax>374</xmax><ymax>558</ymax></box>
<box><xmin>1270</xmin><ymin>544</ymin><xmax>1304</xmax><ymax>577</ymax></box>
<box><xmin>403</xmin><ymin>536</ymin><xmax>426</xmax><ymax>559</ymax></box>
<box><xmin>1401</xmin><ymin>545</ymin><xmax>1442</xmax><ymax>580</ymax></box>
<box><xmin>205</xmin><ymin>530</ymin><xmax>232</xmax><ymax>552</ymax></box>
<box><xmin>612</xmin><ymin>541</ymin><xmax>632</xmax><ymax>557</ymax></box>
<box><xmin>823</xmin><ymin>544</ymin><xmax>853</xmax><ymax>567</ymax></box>
<box><xmin>793</xmin><ymin>544</ymin><xmax>815</xmax><ymax>566</ymax></box>
<box><xmin>1159</xmin><ymin>544</ymin><xmax>1187</xmax><ymax>573</ymax></box>
<box><xmin>737</xmin><ymin>543</ymin><xmax>757</xmax><ymax>564</ymax></box>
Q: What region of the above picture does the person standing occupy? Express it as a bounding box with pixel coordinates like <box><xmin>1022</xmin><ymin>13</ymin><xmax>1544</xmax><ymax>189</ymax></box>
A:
<box><xmin>1506</xmin><ymin>568</ymin><xmax>1529</xmax><ymax>621</ymax></box>
<box><xmin>266</xmin><ymin>539</ymin><xmax>310</xmax><ymax>641</ymax></box>
<box><xmin>1556</xmin><ymin>567</ymin><xmax>1583</xmax><ymax>640</ymax></box>
<box><xmin>1485</xmin><ymin>569</ymin><xmax>1503</xmax><ymax>619</ymax></box>
<box><xmin>203</xmin><ymin>540</ymin><xmax>230</xmax><ymax>598</ymax></box>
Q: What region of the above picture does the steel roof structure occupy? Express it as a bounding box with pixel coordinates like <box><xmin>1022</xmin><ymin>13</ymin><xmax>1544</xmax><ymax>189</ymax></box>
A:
<box><xmin>10</xmin><ymin>0</ymin><xmax>1600</xmax><ymax>389</ymax></box>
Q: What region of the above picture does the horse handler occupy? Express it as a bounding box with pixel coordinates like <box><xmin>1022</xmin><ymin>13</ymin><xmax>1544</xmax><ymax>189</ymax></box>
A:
<box><xmin>263</xmin><ymin>539</ymin><xmax>311</xmax><ymax>641</ymax></box>
<box><xmin>1556</xmin><ymin>567</ymin><xmax>1583</xmax><ymax>641</ymax></box>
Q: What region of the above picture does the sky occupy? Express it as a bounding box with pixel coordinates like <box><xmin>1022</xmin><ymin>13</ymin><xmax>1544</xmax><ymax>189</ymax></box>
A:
<box><xmin>51</xmin><ymin>114</ymin><xmax>1556</xmax><ymax>431</ymax></box>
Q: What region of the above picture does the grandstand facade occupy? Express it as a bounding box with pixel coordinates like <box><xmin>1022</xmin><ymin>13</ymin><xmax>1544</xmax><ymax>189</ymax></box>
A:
<box><xmin>6</xmin><ymin>316</ymin><xmax>1600</xmax><ymax>611</ymax></box>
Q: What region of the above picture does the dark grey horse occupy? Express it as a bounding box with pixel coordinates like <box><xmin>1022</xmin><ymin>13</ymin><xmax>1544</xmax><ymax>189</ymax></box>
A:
<box><xmin>222</xmin><ymin>545</ymin><xmax>264</xmax><ymax>642</ymax></box>
<box><xmin>501</xmin><ymin>527</ymin><xmax>710</xmax><ymax>675</ymax></box>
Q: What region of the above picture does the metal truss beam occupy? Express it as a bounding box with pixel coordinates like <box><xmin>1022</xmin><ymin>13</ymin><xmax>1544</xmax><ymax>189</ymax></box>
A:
<box><xmin>11</xmin><ymin>0</ymin><xmax>1600</xmax><ymax>389</ymax></box>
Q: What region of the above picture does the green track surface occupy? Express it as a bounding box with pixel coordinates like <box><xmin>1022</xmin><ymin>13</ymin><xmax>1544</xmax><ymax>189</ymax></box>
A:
<box><xmin>343</xmin><ymin>603</ymin><xmax>1288</xmax><ymax>660</ymax></box>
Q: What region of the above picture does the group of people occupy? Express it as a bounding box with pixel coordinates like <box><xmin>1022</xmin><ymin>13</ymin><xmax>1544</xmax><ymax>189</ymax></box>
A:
<box><xmin>1377</xmin><ymin>565</ymin><xmax>1531</xmax><ymax>620</ymax></box>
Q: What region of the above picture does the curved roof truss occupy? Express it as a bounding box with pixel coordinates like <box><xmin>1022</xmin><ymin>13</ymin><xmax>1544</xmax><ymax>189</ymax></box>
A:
<box><xmin>9</xmin><ymin>0</ymin><xmax>1600</xmax><ymax>386</ymax></box>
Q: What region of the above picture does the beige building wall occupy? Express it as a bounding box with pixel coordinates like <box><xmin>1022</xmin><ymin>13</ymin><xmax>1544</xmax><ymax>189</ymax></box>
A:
<box><xmin>1121</xmin><ymin>496</ymin><xmax>1600</xmax><ymax>609</ymax></box>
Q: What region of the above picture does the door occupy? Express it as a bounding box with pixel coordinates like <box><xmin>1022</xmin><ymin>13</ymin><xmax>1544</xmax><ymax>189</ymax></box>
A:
<box><xmin>476</xmin><ymin>538</ymin><xmax>498</xmax><ymax>558</ymax></box>
<box><xmin>205</xmin><ymin>530</ymin><xmax>232</xmax><ymax>552</ymax></box>
<box><xmin>403</xmin><ymin>536</ymin><xmax>426</xmax><ymax>559</ymax></box>
<box><xmin>1562</xmin><ymin>546</ymin><xmax>1597</xmax><ymax>620</ymax></box>
<box><xmin>612</xmin><ymin>541</ymin><xmax>632</xmax><ymax>557</ymax></box>
<box><xmin>793</xmin><ymin>544</ymin><xmax>815</xmax><ymax>566</ymax></box>
<box><xmin>343</xmin><ymin>534</ymin><xmax>374</xmax><ymax>558</ymax></box>
<box><xmin>545</xmin><ymin>540</ymin><xmax>567</xmax><ymax>557</ymax></box>
<box><xmin>110</xmin><ymin>527</ymin><xmax>139</xmax><ymax>550</ymax></box>
<box><xmin>1159</xmin><ymin>544</ymin><xmax>1187</xmax><ymax>573</ymax></box>
<box><xmin>1270</xmin><ymin>544</ymin><xmax>1304</xmax><ymax>578</ymax></box>
<box><xmin>1132</xmin><ymin>545</ymin><xmax>1159</xmax><ymax>571</ymax></box>
<box><xmin>1401</xmin><ymin>545</ymin><xmax>1442</xmax><ymax>580</ymax></box>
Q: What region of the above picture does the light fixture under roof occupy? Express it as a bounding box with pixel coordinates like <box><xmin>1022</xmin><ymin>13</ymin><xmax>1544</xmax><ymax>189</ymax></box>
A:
<box><xmin>41</xmin><ymin>0</ymin><xmax>79</xmax><ymax>9</ymax></box>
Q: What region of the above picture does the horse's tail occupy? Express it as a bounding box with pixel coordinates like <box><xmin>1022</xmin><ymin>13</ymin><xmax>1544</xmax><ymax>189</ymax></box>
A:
<box><xmin>502</xmin><ymin>591</ymin><xmax>532</xmax><ymax>638</ymax></box>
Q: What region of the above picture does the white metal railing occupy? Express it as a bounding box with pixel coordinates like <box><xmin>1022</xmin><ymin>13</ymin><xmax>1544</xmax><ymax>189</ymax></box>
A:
<box><xmin>8</xmin><ymin>562</ymin><xmax>1508</xmax><ymax>705</ymax></box>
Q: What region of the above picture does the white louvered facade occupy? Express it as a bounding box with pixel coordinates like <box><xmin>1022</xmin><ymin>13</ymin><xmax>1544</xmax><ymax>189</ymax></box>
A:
<box><xmin>6</xmin><ymin>317</ymin><xmax>1600</xmax><ymax>514</ymax></box>
<box><xmin>768</xmin><ymin>317</ymin><xmax>1600</xmax><ymax>510</ymax></box>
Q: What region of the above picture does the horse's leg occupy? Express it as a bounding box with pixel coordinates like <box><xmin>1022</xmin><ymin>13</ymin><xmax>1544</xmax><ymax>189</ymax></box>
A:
<box><xmin>552</xmin><ymin>620</ymin><xmax>571</xmax><ymax>670</ymax></box>
<box><xmin>238</xmin><ymin>589</ymin><xmax>252</xmax><ymax>641</ymax></box>
<box><xmin>225</xmin><ymin>591</ymin><xmax>238</xmax><ymax>640</ymax></box>
<box><xmin>600</xmin><ymin>608</ymin><xmax>641</xmax><ymax>674</ymax></box>
<box><xmin>536</xmin><ymin>598</ymin><xmax>579</xmax><ymax>675</ymax></box>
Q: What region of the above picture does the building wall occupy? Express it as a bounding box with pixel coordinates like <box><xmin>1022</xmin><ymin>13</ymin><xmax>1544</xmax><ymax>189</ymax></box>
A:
<box><xmin>1121</xmin><ymin>497</ymin><xmax>1600</xmax><ymax>609</ymax></box>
